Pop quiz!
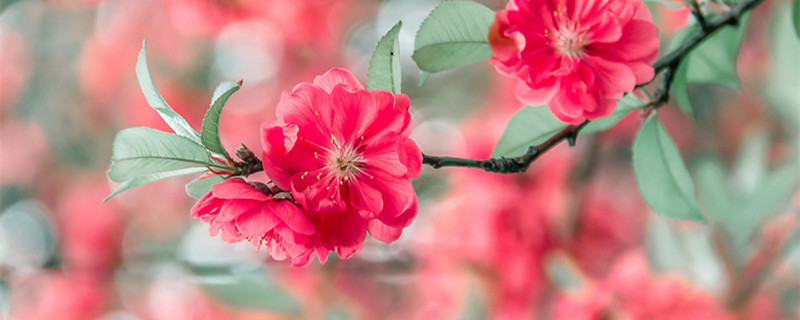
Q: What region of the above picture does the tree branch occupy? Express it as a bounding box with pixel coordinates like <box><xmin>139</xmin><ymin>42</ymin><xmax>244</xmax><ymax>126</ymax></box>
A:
<box><xmin>421</xmin><ymin>0</ymin><xmax>764</xmax><ymax>174</ymax></box>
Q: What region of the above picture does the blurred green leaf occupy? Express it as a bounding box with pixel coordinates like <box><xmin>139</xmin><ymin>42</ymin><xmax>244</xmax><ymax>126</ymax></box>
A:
<box><xmin>412</xmin><ymin>1</ymin><xmax>494</xmax><ymax>72</ymax></box>
<box><xmin>632</xmin><ymin>115</ymin><xmax>703</xmax><ymax>221</ymax></box>
<box><xmin>671</xmin><ymin>60</ymin><xmax>695</xmax><ymax>117</ymax></box>
<box><xmin>106</xmin><ymin>127</ymin><xmax>225</xmax><ymax>200</ymax></box>
<box><xmin>544</xmin><ymin>255</ymin><xmax>585</xmax><ymax>291</ymax></box>
<box><xmin>367</xmin><ymin>21</ymin><xmax>403</xmax><ymax>94</ymax></box>
<box><xmin>137</xmin><ymin>40</ymin><xmax>202</xmax><ymax>144</ymax></box>
<box><xmin>696</xmin><ymin>134</ymin><xmax>800</xmax><ymax>242</ymax></box>
<box><xmin>765</xmin><ymin>3</ymin><xmax>800</xmax><ymax>131</ymax></box>
<box><xmin>200</xmin><ymin>271</ymin><xmax>301</xmax><ymax>316</ymax></box>
<box><xmin>201</xmin><ymin>81</ymin><xmax>241</xmax><ymax>158</ymax></box>
<box><xmin>643</xmin><ymin>0</ymin><xmax>685</xmax><ymax>9</ymax></box>
<box><xmin>793</xmin><ymin>0</ymin><xmax>800</xmax><ymax>39</ymax></box>
<box><xmin>493</xmin><ymin>94</ymin><xmax>645</xmax><ymax>157</ymax></box>
<box><xmin>186</xmin><ymin>176</ymin><xmax>225</xmax><ymax>199</ymax></box>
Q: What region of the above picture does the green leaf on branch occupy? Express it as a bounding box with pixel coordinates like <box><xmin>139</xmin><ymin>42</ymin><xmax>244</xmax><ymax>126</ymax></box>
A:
<box><xmin>632</xmin><ymin>115</ymin><xmax>703</xmax><ymax>221</ymax></box>
<box><xmin>201</xmin><ymin>81</ymin><xmax>242</xmax><ymax>159</ymax></box>
<box><xmin>186</xmin><ymin>175</ymin><xmax>225</xmax><ymax>199</ymax></box>
<box><xmin>106</xmin><ymin>127</ymin><xmax>227</xmax><ymax>200</ymax></box>
<box><xmin>367</xmin><ymin>21</ymin><xmax>403</xmax><ymax>94</ymax></box>
<box><xmin>412</xmin><ymin>1</ymin><xmax>495</xmax><ymax>72</ymax></box>
<box><xmin>669</xmin><ymin>14</ymin><xmax>751</xmax><ymax>116</ymax></box>
<box><xmin>136</xmin><ymin>40</ymin><xmax>202</xmax><ymax>144</ymax></box>
<box><xmin>492</xmin><ymin>94</ymin><xmax>646</xmax><ymax>157</ymax></box>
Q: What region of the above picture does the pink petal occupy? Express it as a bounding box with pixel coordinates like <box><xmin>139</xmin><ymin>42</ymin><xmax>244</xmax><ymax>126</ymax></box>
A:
<box><xmin>367</xmin><ymin>219</ymin><xmax>403</xmax><ymax>244</ymax></box>
<box><xmin>312</xmin><ymin>68</ymin><xmax>365</xmax><ymax>93</ymax></box>
<box><xmin>212</xmin><ymin>178</ymin><xmax>268</xmax><ymax>201</ymax></box>
<box><xmin>236</xmin><ymin>205</ymin><xmax>280</xmax><ymax>237</ymax></box>
<box><xmin>269</xmin><ymin>200</ymin><xmax>315</xmax><ymax>235</ymax></box>
<box><xmin>397</xmin><ymin>137</ymin><xmax>422</xmax><ymax>179</ymax></box>
<box><xmin>349</xmin><ymin>178</ymin><xmax>384</xmax><ymax>215</ymax></box>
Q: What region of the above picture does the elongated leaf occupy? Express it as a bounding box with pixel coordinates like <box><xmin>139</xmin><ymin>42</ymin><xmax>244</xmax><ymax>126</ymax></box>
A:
<box><xmin>412</xmin><ymin>1</ymin><xmax>494</xmax><ymax>72</ymax></box>
<box><xmin>368</xmin><ymin>21</ymin><xmax>403</xmax><ymax>94</ymax></box>
<box><xmin>201</xmin><ymin>81</ymin><xmax>241</xmax><ymax>158</ymax></box>
<box><xmin>108</xmin><ymin>127</ymin><xmax>218</xmax><ymax>182</ymax></box>
<box><xmin>671</xmin><ymin>59</ymin><xmax>695</xmax><ymax>117</ymax></box>
<box><xmin>581</xmin><ymin>94</ymin><xmax>646</xmax><ymax>134</ymax></box>
<box><xmin>105</xmin><ymin>167</ymin><xmax>209</xmax><ymax>201</ymax></box>
<box><xmin>492</xmin><ymin>106</ymin><xmax>566</xmax><ymax>157</ymax></box>
<box><xmin>632</xmin><ymin>115</ymin><xmax>703</xmax><ymax>221</ymax></box>
<box><xmin>684</xmin><ymin>13</ymin><xmax>751</xmax><ymax>88</ymax></box>
<box><xmin>793</xmin><ymin>0</ymin><xmax>800</xmax><ymax>39</ymax></box>
<box><xmin>186</xmin><ymin>175</ymin><xmax>225</xmax><ymax>199</ymax></box>
<box><xmin>137</xmin><ymin>40</ymin><xmax>202</xmax><ymax>144</ymax></box>
<box><xmin>493</xmin><ymin>95</ymin><xmax>645</xmax><ymax>157</ymax></box>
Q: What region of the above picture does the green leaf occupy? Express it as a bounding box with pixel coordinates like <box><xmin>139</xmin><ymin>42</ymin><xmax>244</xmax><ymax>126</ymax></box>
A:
<box><xmin>105</xmin><ymin>167</ymin><xmax>209</xmax><ymax>201</ymax></box>
<box><xmin>492</xmin><ymin>106</ymin><xmax>566</xmax><ymax>158</ymax></box>
<box><xmin>793</xmin><ymin>0</ymin><xmax>800</xmax><ymax>39</ymax></box>
<box><xmin>412</xmin><ymin>1</ymin><xmax>495</xmax><ymax>72</ymax></box>
<box><xmin>201</xmin><ymin>81</ymin><xmax>242</xmax><ymax>158</ymax></box>
<box><xmin>685</xmin><ymin>13</ymin><xmax>751</xmax><ymax>88</ymax></box>
<box><xmin>200</xmin><ymin>271</ymin><xmax>301</xmax><ymax>316</ymax></box>
<box><xmin>581</xmin><ymin>93</ymin><xmax>646</xmax><ymax>134</ymax></box>
<box><xmin>367</xmin><ymin>21</ymin><xmax>403</xmax><ymax>94</ymax></box>
<box><xmin>136</xmin><ymin>40</ymin><xmax>202</xmax><ymax>144</ymax></box>
<box><xmin>186</xmin><ymin>176</ymin><xmax>225</xmax><ymax>199</ymax></box>
<box><xmin>108</xmin><ymin>127</ymin><xmax>218</xmax><ymax>182</ymax></box>
<box><xmin>418</xmin><ymin>71</ymin><xmax>431</xmax><ymax>87</ymax></box>
<box><xmin>632</xmin><ymin>115</ymin><xmax>703</xmax><ymax>221</ymax></box>
<box><xmin>492</xmin><ymin>94</ymin><xmax>646</xmax><ymax>157</ymax></box>
<box><xmin>671</xmin><ymin>59</ymin><xmax>695</xmax><ymax>117</ymax></box>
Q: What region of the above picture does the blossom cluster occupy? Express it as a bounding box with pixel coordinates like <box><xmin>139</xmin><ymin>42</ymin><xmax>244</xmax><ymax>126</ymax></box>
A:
<box><xmin>191</xmin><ymin>68</ymin><xmax>421</xmax><ymax>266</ymax></box>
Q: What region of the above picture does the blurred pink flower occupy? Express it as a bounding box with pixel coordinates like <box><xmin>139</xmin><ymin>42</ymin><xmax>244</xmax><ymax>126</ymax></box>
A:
<box><xmin>554</xmin><ymin>251</ymin><xmax>734</xmax><ymax>320</ymax></box>
<box><xmin>489</xmin><ymin>0</ymin><xmax>659</xmax><ymax>124</ymax></box>
<box><xmin>9</xmin><ymin>272</ymin><xmax>106</xmax><ymax>320</ymax></box>
<box><xmin>191</xmin><ymin>178</ymin><xmax>319</xmax><ymax>266</ymax></box>
<box><xmin>57</xmin><ymin>178</ymin><xmax>123</xmax><ymax>276</ymax></box>
<box><xmin>261</xmin><ymin>68</ymin><xmax>421</xmax><ymax>244</ymax></box>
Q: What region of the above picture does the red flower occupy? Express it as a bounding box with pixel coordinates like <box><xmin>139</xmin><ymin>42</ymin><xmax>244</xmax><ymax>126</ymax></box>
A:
<box><xmin>261</xmin><ymin>68</ymin><xmax>421</xmax><ymax>245</ymax></box>
<box><xmin>190</xmin><ymin>178</ymin><xmax>319</xmax><ymax>266</ymax></box>
<box><xmin>489</xmin><ymin>0</ymin><xmax>659</xmax><ymax>124</ymax></box>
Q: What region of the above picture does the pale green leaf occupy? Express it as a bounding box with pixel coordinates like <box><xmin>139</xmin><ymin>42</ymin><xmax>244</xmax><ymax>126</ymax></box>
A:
<box><xmin>199</xmin><ymin>271</ymin><xmax>301</xmax><ymax>316</ymax></box>
<box><xmin>186</xmin><ymin>176</ymin><xmax>225</xmax><ymax>199</ymax></box>
<box><xmin>108</xmin><ymin>127</ymin><xmax>219</xmax><ymax>182</ymax></box>
<box><xmin>201</xmin><ymin>81</ymin><xmax>241</xmax><ymax>158</ymax></box>
<box><xmin>136</xmin><ymin>40</ymin><xmax>201</xmax><ymax>144</ymax></box>
<box><xmin>367</xmin><ymin>21</ymin><xmax>403</xmax><ymax>94</ymax></box>
<box><xmin>684</xmin><ymin>13</ymin><xmax>751</xmax><ymax>88</ymax></box>
<box><xmin>412</xmin><ymin>1</ymin><xmax>495</xmax><ymax>72</ymax></box>
<box><xmin>793</xmin><ymin>0</ymin><xmax>800</xmax><ymax>39</ymax></box>
<box><xmin>671</xmin><ymin>60</ymin><xmax>695</xmax><ymax>117</ymax></box>
<box><xmin>632</xmin><ymin>115</ymin><xmax>703</xmax><ymax>221</ymax></box>
<box><xmin>493</xmin><ymin>94</ymin><xmax>645</xmax><ymax>157</ymax></box>
<box><xmin>105</xmin><ymin>167</ymin><xmax>209</xmax><ymax>201</ymax></box>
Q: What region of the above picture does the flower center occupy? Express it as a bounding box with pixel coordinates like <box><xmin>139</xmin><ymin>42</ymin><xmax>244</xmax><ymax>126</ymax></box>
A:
<box><xmin>550</xmin><ymin>23</ymin><xmax>587</xmax><ymax>58</ymax></box>
<box><xmin>327</xmin><ymin>143</ymin><xmax>364</xmax><ymax>182</ymax></box>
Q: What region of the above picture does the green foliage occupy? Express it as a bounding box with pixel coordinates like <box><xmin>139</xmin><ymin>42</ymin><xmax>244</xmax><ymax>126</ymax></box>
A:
<box><xmin>695</xmin><ymin>133</ymin><xmax>800</xmax><ymax>242</ymax></box>
<box><xmin>793</xmin><ymin>0</ymin><xmax>800</xmax><ymax>39</ymax></box>
<box><xmin>106</xmin><ymin>127</ymin><xmax>226</xmax><ymax>200</ymax></box>
<box><xmin>670</xmin><ymin>14</ymin><xmax>752</xmax><ymax>116</ymax></box>
<box><xmin>186</xmin><ymin>175</ymin><xmax>225</xmax><ymax>199</ymax></box>
<box><xmin>201</xmin><ymin>81</ymin><xmax>241</xmax><ymax>158</ymax></box>
<box><xmin>367</xmin><ymin>21</ymin><xmax>403</xmax><ymax>94</ymax></box>
<box><xmin>412</xmin><ymin>1</ymin><xmax>495</xmax><ymax>72</ymax></box>
<box><xmin>199</xmin><ymin>270</ymin><xmax>301</xmax><ymax>316</ymax></box>
<box><xmin>632</xmin><ymin>115</ymin><xmax>703</xmax><ymax>221</ymax></box>
<box><xmin>136</xmin><ymin>41</ymin><xmax>202</xmax><ymax>144</ymax></box>
<box><xmin>765</xmin><ymin>3</ymin><xmax>800</xmax><ymax>132</ymax></box>
<box><xmin>492</xmin><ymin>94</ymin><xmax>645</xmax><ymax>157</ymax></box>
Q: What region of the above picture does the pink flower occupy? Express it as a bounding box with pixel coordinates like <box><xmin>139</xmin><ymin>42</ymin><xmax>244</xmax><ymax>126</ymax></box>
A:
<box><xmin>489</xmin><ymin>0</ymin><xmax>659</xmax><ymax>124</ymax></box>
<box><xmin>261</xmin><ymin>68</ymin><xmax>421</xmax><ymax>245</ymax></box>
<box><xmin>190</xmin><ymin>178</ymin><xmax>320</xmax><ymax>266</ymax></box>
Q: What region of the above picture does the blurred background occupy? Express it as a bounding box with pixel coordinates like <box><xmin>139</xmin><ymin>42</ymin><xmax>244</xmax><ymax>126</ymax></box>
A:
<box><xmin>1</xmin><ymin>0</ymin><xmax>798</xmax><ymax>319</ymax></box>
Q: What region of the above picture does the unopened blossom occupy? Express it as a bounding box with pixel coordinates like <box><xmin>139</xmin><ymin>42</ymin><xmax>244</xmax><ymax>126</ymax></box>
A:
<box><xmin>261</xmin><ymin>68</ymin><xmax>421</xmax><ymax>245</ymax></box>
<box><xmin>190</xmin><ymin>178</ymin><xmax>319</xmax><ymax>266</ymax></box>
<box><xmin>489</xmin><ymin>0</ymin><xmax>659</xmax><ymax>124</ymax></box>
